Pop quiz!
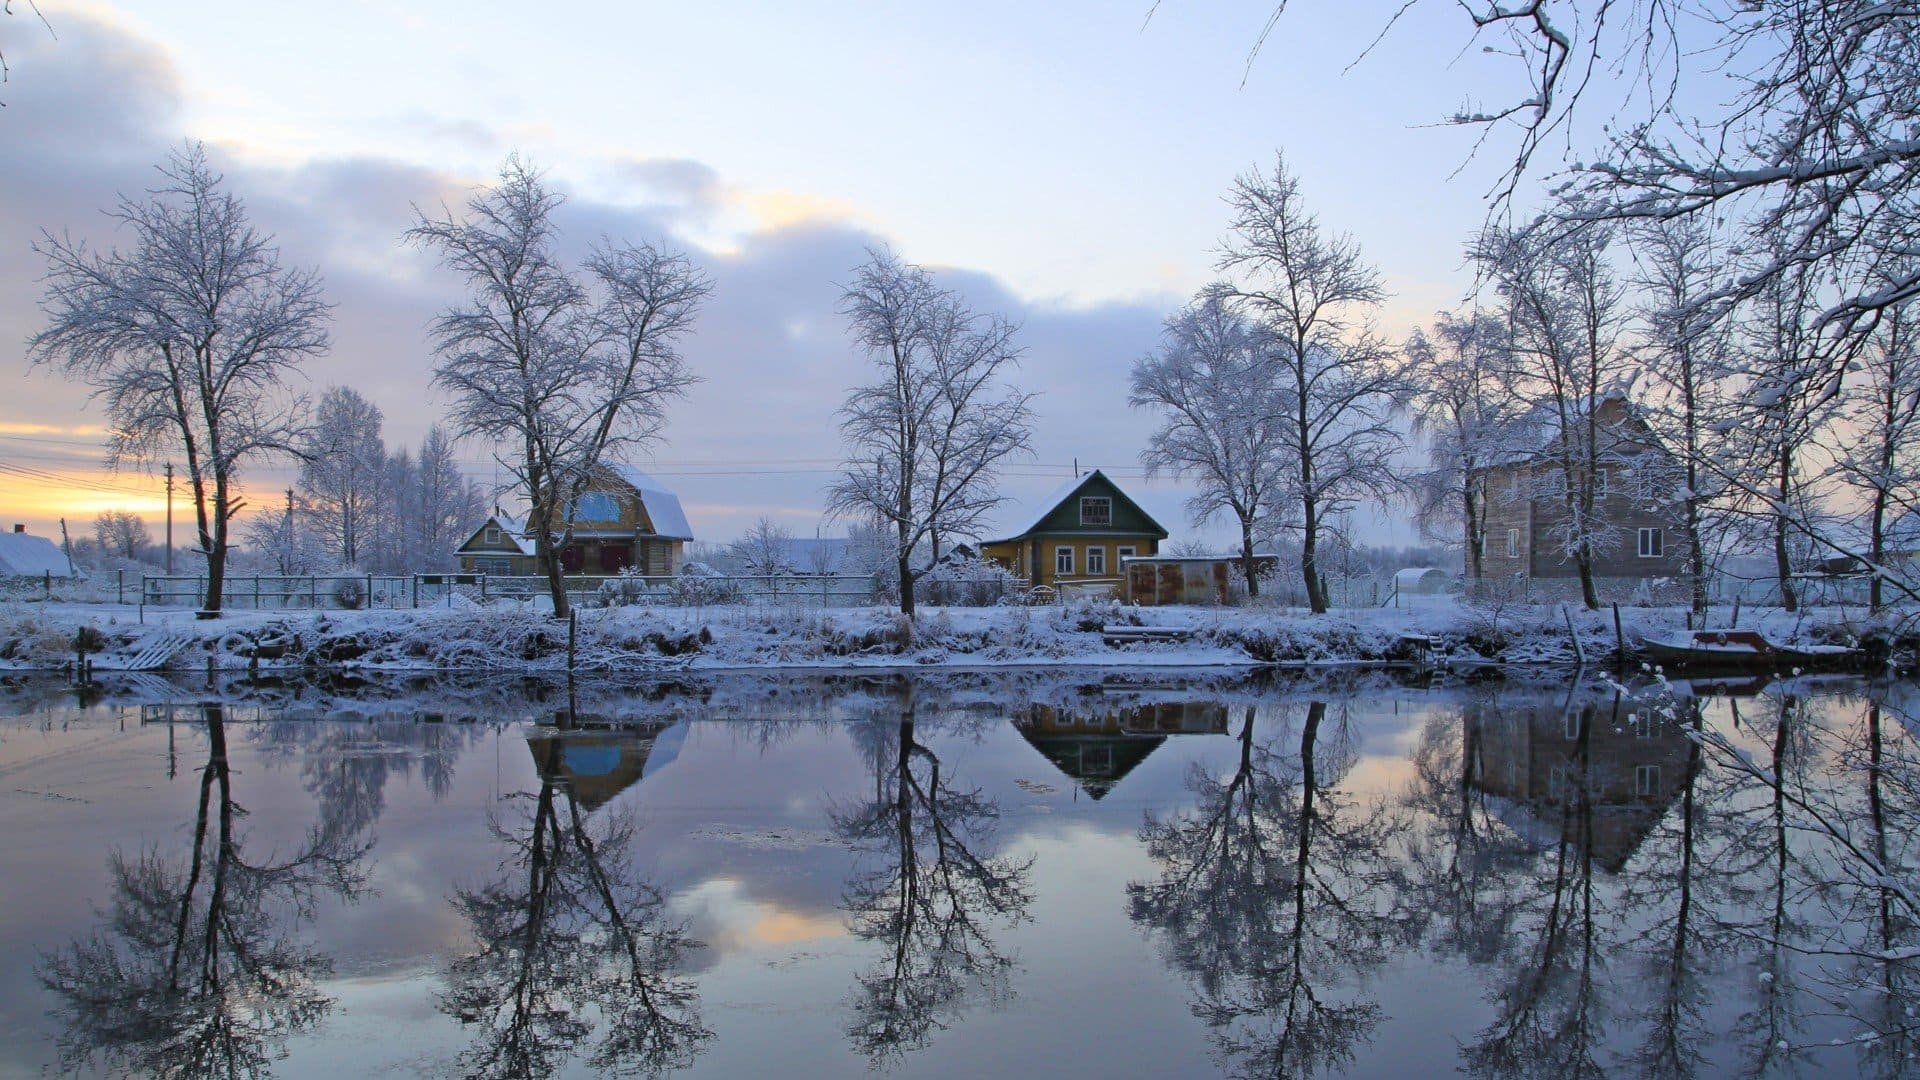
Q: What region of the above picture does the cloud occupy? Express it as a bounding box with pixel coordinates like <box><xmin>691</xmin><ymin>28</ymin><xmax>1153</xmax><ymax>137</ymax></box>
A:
<box><xmin>0</xmin><ymin>13</ymin><xmax>1187</xmax><ymax>549</ymax></box>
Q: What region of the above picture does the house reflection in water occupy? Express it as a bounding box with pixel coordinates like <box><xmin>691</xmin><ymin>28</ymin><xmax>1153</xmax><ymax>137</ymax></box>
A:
<box><xmin>1467</xmin><ymin>690</ymin><xmax>1695</xmax><ymax>871</ymax></box>
<box><xmin>526</xmin><ymin>719</ymin><xmax>687</xmax><ymax>811</ymax></box>
<box><xmin>1014</xmin><ymin>699</ymin><xmax>1229</xmax><ymax>799</ymax></box>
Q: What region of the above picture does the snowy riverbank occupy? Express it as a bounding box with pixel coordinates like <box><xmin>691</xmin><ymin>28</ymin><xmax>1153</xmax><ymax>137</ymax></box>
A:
<box><xmin>0</xmin><ymin>596</ymin><xmax>1900</xmax><ymax>675</ymax></box>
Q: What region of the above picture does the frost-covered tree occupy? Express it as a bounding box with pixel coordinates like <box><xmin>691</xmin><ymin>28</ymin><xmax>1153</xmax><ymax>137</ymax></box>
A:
<box><xmin>1629</xmin><ymin>218</ymin><xmax>1739</xmax><ymax>617</ymax></box>
<box><xmin>91</xmin><ymin>510</ymin><xmax>150</xmax><ymax>563</ymax></box>
<box><xmin>29</xmin><ymin>144</ymin><xmax>330</xmax><ymax>616</ymax></box>
<box><xmin>1728</xmin><ymin>257</ymin><xmax>1843</xmax><ymax>613</ymax></box>
<box><xmin>408</xmin><ymin>155</ymin><xmax>708</xmax><ymax>618</ymax></box>
<box><xmin>1474</xmin><ymin>217</ymin><xmax>1630</xmax><ymax>609</ymax></box>
<box><xmin>298</xmin><ymin>386</ymin><xmax>388</xmax><ymax>570</ymax></box>
<box><xmin>727</xmin><ymin>516</ymin><xmax>794</xmax><ymax>577</ymax></box>
<box><xmin>389</xmin><ymin>425</ymin><xmax>485</xmax><ymax>573</ymax></box>
<box><xmin>1404</xmin><ymin>310</ymin><xmax>1516</xmax><ymax>583</ymax></box>
<box><xmin>1214</xmin><ymin>155</ymin><xmax>1408</xmax><ymax>613</ymax></box>
<box><xmin>240</xmin><ymin>490</ymin><xmax>328</xmax><ymax>575</ymax></box>
<box><xmin>1131</xmin><ymin>292</ymin><xmax>1293</xmax><ymax>596</ymax></box>
<box><xmin>828</xmin><ymin>248</ymin><xmax>1035</xmax><ymax>617</ymax></box>
<box><xmin>1837</xmin><ymin>282</ymin><xmax>1920</xmax><ymax>611</ymax></box>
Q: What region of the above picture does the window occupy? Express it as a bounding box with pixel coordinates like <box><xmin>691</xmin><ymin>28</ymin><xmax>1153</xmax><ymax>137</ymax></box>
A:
<box><xmin>1506</xmin><ymin>529</ymin><xmax>1519</xmax><ymax>559</ymax></box>
<box><xmin>1635</xmin><ymin>764</ymin><xmax>1661</xmax><ymax>797</ymax></box>
<box><xmin>1087</xmin><ymin>546</ymin><xmax>1107</xmax><ymax>576</ymax></box>
<box><xmin>1055</xmin><ymin>546</ymin><xmax>1075</xmax><ymax>576</ymax></box>
<box><xmin>1594</xmin><ymin>468</ymin><xmax>1609</xmax><ymax>498</ymax></box>
<box><xmin>1117</xmin><ymin>546</ymin><xmax>1136</xmax><ymax>560</ymax></box>
<box><xmin>1638</xmin><ymin>527</ymin><xmax>1665</xmax><ymax>558</ymax></box>
<box><xmin>569</xmin><ymin>491</ymin><xmax>620</xmax><ymax>523</ymax></box>
<box><xmin>484</xmin><ymin>526</ymin><xmax>501</xmax><ymax>546</ymax></box>
<box><xmin>1079</xmin><ymin>496</ymin><xmax>1112</xmax><ymax>526</ymax></box>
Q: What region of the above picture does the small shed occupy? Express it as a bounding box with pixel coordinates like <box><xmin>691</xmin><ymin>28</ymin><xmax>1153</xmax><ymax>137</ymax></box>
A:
<box><xmin>1393</xmin><ymin>567</ymin><xmax>1452</xmax><ymax>596</ymax></box>
<box><xmin>0</xmin><ymin>526</ymin><xmax>77</xmax><ymax>578</ymax></box>
<box><xmin>1124</xmin><ymin>556</ymin><xmax>1229</xmax><ymax>606</ymax></box>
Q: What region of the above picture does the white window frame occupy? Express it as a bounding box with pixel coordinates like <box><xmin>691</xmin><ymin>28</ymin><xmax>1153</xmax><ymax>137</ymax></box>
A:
<box><xmin>1638</xmin><ymin>527</ymin><xmax>1664</xmax><ymax>558</ymax></box>
<box><xmin>1117</xmin><ymin>545</ymin><xmax>1136</xmax><ymax>560</ymax></box>
<box><xmin>484</xmin><ymin>527</ymin><xmax>501</xmax><ymax>546</ymax></box>
<box><xmin>1087</xmin><ymin>546</ymin><xmax>1107</xmax><ymax>576</ymax></box>
<box><xmin>1506</xmin><ymin>529</ymin><xmax>1520</xmax><ymax>559</ymax></box>
<box><xmin>1055</xmin><ymin>546</ymin><xmax>1075</xmax><ymax>577</ymax></box>
<box><xmin>1594</xmin><ymin>468</ymin><xmax>1609</xmax><ymax>499</ymax></box>
<box><xmin>1079</xmin><ymin>496</ymin><xmax>1112</xmax><ymax>527</ymax></box>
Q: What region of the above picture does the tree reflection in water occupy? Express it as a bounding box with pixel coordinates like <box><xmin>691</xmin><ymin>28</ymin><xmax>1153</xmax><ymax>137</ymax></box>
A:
<box><xmin>36</xmin><ymin>704</ymin><xmax>372</xmax><ymax>1079</ymax></box>
<box><xmin>440</xmin><ymin>734</ymin><xmax>710</xmax><ymax>1078</ymax></box>
<box><xmin>1459</xmin><ymin>692</ymin><xmax>1616</xmax><ymax>1079</ymax></box>
<box><xmin>834</xmin><ymin>693</ymin><xmax>1035</xmax><ymax>1065</ymax></box>
<box><xmin>1130</xmin><ymin>700</ymin><xmax>1415</xmax><ymax>1079</ymax></box>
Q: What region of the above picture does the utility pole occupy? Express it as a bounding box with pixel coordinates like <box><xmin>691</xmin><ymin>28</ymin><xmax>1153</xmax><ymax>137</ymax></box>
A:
<box><xmin>284</xmin><ymin>488</ymin><xmax>296</xmax><ymax>575</ymax></box>
<box><xmin>164</xmin><ymin>462</ymin><xmax>174</xmax><ymax>574</ymax></box>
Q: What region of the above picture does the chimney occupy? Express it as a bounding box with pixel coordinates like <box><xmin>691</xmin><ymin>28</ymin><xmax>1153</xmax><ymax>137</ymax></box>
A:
<box><xmin>11</xmin><ymin>524</ymin><xmax>22</xmax><ymax>534</ymax></box>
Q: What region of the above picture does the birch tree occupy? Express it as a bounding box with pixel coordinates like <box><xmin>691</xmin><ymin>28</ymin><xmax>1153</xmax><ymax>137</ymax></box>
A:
<box><xmin>408</xmin><ymin>155</ymin><xmax>708</xmax><ymax>618</ymax></box>
<box><xmin>395</xmin><ymin>425</ymin><xmax>486</xmax><ymax>573</ymax></box>
<box><xmin>298</xmin><ymin>385</ymin><xmax>388</xmax><ymax>570</ymax></box>
<box><xmin>29</xmin><ymin>144</ymin><xmax>330</xmax><ymax>616</ymax></box>
<box><xmin>827</xmin><ymin>248</ymin><xmax>1035</xmax><ymax>617</ymax></box>
<box><xmin>1131</xmin><ymin>291</ymin><xmax>1293</xmax><ymax>596</ymax></box>
<box><xmin>1215</xmin><ymin>155</ymin><xmax>1408</xmax><ymax>613</ymax></box>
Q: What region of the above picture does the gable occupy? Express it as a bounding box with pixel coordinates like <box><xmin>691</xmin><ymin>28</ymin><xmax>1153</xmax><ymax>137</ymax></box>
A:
<box><xmin>1006</xmin><ymin>471</ymin><xmax>1167</xmax><ymax>541</ymax></box>
<box><xmin>456</xmin><ymin>514</ymin><xmax>534</xmax><ymax>555</ymax></box>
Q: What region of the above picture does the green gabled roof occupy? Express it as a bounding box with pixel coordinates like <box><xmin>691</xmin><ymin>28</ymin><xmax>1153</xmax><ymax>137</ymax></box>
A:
<box><xmin>987</xmin><ymin>469</ymin><xmax>1168</xmax><ymax>544</ymax></box>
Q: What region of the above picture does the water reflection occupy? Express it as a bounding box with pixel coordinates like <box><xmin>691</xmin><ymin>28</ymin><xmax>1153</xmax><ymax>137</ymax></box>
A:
<box><xmin>36</xmin><ymin>704</ymin><xmax>372</xmax><ymax>1078</ymax></box>
<box><xmin>1130</xmin><ymin>700</ymin><xmax>1416</xmax><ymax>1078</ymax></box>
<box><xmin>440</xmin><ymin>713</ymin><xmax>710</xmax><ymax>1077</ymax></box>
<box><xmin>10</xmin><ymin>670</ymin><xmax>1920</xmax><ymax>1077</ymax></box>
<box><xmin>833</xmin><ymin>685</ymin><xmax>1035</xmax><ymax>1065</ymax></box>
<box><xmin>1015</xmin><ymin>699</ymin><xmax>1229</xmax><ymax>800</ymax></box>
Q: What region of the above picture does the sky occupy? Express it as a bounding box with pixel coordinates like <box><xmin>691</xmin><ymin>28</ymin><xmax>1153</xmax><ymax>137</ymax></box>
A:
<box><xmin>0</xmin><ymin>1</ymin><xmax>1535</xmax><ymax>554</ymax></box>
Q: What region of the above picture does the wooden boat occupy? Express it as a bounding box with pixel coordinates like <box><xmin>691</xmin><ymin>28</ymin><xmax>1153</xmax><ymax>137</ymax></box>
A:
<box><xmin>1639</xmin><ymin>628</ymin><xmax>1862</xmax><ymax>671</ymax></box>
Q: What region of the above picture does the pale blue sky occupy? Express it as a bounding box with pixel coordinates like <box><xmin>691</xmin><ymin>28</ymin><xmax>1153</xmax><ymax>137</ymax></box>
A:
<box><xmin>1</xmin><ymin>2</ymin><xmax>1544</xmax><ymax>550</ymax></box>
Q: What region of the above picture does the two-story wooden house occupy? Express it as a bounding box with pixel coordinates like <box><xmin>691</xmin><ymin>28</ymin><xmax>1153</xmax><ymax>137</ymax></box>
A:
<box><xmin>455</xmin><ymin>465</ymin><xmax>694</xmax><ymax>577</ymax></box>
<box><xmin>978</xmin><ymin>470</ymin><xmax>1167</xmax><ymax>593</ymax></box>
<box><xmin>1470</xmin><ymin>395</ymin><xmax>1688</xmax><ymax>598</ymax></box>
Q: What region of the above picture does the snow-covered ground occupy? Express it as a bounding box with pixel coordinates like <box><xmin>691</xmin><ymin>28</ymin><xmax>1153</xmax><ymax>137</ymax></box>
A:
<box><xmin>0</xmin><ymin>594</ymin><xmax>1897</xmax><ymax>675</ymax></box>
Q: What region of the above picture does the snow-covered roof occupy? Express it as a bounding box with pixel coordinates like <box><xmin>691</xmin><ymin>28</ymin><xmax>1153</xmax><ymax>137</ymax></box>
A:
<box><xmin>467</xmin><ymin>513</ymin><xmax>535</xmax><ymax>555</ymax></box>
<box><xmin>0</xmin><ymin>531</ymin><xmax>75</xmax><ymax>577</ymax></box>
<box><xmin>1483</xmin><ymin>389</ymin><xmax>1653</xmax><ymax>468</ymax></box>
<box><xmin>1393</xmin><ymin>567</ymin><xmax>1452</xmax><ymax>593</ymax></box>
<box><xmin>606</xmin><ymin>465</ymin><xmax>694</xmax><ymax>541</ymax></box>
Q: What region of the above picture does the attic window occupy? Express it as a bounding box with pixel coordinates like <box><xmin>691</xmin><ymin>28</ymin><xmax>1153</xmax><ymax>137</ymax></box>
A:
<box><xmin>570</xmin><ymin>492</ymin><xmax>620</xmax><ymax>523</ymax></box>
<box><xmin>484</xmin><ymin>527</ymin><xmax>501</xmax><ymax>545</ymax></box>
<box><xmin>1080</xmin><ymin>497</ymin><xmax>1111</xmax><ymax>527</ymax></box>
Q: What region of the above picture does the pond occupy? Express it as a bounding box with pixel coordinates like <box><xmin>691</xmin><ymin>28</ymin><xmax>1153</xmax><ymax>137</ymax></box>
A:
<box><xmin>0</xmin><ymin>668</ymin><xmax>1914</xmax><ymax>1078</ymax></box>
